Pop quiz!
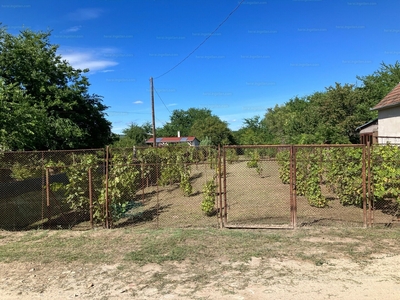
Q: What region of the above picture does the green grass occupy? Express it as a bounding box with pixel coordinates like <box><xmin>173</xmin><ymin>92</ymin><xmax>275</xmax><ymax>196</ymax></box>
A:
<box><xmin>1</xmin><ymin>227</ymin><xmax>399</xmax><ymax>267</ymax></box>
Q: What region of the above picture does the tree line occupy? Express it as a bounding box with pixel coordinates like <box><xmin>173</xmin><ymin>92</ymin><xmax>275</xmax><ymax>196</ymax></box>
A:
<box><xmin>119</xmin><ymin>62</ymin><xmax>400</xmax><ymax>147</ymax></box>
<box><xmin>2</xmin><ymin>26</ymin><xmax>400</xmax><ymax>150</ymax></box>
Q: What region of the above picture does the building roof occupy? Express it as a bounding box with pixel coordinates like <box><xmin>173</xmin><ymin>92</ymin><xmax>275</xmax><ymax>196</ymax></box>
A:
<box><xmin>145</xmin><ymin>136</ymin><xmax>199</xmax><ymax>144</ymax></box>
<box><xmin>372</xmin><ymin>82</ymin><xmax>400</xmax><ymax>110</ymax></box>
<box><xmin>355</xmin><ymin>118</ymin><xmax>378</xmax><ymax>132</ymax></box>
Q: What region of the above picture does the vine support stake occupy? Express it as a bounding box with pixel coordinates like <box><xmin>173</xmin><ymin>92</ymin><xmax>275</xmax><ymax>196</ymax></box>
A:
<box><xmin>105</xmin><ymin>146</ymin><xmax>110</xmax><ymax>229</ymax></box>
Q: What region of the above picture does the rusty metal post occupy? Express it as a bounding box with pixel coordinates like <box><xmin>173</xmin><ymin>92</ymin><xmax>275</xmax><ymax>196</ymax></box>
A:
<box><xmin>88</xmin><ymin>168</ymin><xmax>94</xmax><ymax>229</ymax></box>
<box><xmin>45</xmin><ymin>167</ymin><xmax>51</xmax><ymax>228</ymax></box>
<box><xmin>362</xmin><ymin>145</ymin><xmax>367</xmax><ymax>228</ymax></box>
<box><xmin>291</xmin><ymin>145</ymin><xmax>297</xmax><ymax>228</ymax></box>
<box><xmin>156</xmin><ymin>162</ymin><xmax>160</xmax><ymax>229</ymax></box>
<box><xmin>42</xmin><ymin>151</ymin><xmax>45</xmax><ymax>225</ymax></box>
<box><xmin>217</xmin><ymin>145</ymin><xmax>222</xmax><ymax>228</ymax></box>
<box><xmin>367</xmin><ymin>142</ymin><xmax>373</xmax><ymax>227</ymax></box>
<box><xmin>289</xmin><ymin>146</ymin><xmax>294</xmax><ymax>228</ymax></box>
<box><xmin>105</xmin><ymin>146</ymin><xmax>110</xmax><ymax>229</ymax></box>
<box><xmin>223</xmin><ymin>146</ymin><xmax>228</xmax><ymax>226</ymax></box>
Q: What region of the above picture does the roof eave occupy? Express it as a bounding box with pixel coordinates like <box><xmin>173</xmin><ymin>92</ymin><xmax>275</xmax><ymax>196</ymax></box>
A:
<box><xmin>371</xmin><ymin>102</ymin><xmax>400</xmax><ymax>111</ymax></box>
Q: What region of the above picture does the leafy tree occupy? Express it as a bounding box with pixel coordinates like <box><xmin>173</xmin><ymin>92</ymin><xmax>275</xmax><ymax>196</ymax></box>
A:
<box><xmin>190</xmin><ymin>115</ymin><xmax>234</xmax><ymax>146</ymax></box>
<box><xmin>0</xmin><ymin>27</ymin><xmax>113</xmax><ymax>150</ymax></box>
<box><xmin>113</xmin><ymin>122</ymin><xmax>151</xmax><ymax>147</ymax></box>
<box><xmin>357</xmin><ymin>61</ymin><xmax>400</xmax><ymax>106</ymax></box>
<box><xmin>157</xmin><ymin>108</ymin><xmax>213</xmax><ymax>137</ymax></box>
<box><xmin>234</xmin><ymin>116</ymin><xmax>273</xmax><ymax>145</ymax></box>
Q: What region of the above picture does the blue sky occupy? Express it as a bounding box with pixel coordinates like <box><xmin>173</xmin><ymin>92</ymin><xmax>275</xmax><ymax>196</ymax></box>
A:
<box><xmin>2</xmin><ymin>0</ymin><xmax>400</xmax><ymax>134</ymax></box>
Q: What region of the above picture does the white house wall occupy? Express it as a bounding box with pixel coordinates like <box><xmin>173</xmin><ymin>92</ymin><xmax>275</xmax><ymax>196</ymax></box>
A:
<box><xmin>378</xmin><ymin>106</ymin><xmax>400</xmax><ymax>144</ymax></box>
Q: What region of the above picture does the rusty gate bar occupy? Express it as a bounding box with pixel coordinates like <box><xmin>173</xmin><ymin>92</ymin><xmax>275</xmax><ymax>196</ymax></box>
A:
<box><xmin>88</xmin><ymin>168</ymin><xmax>94</xmax><ymax>229</ymax></box>
<box><xmin>367</xmin><ymin>143</ymin><xmax>373</xmax><ymax>227</ymax></box>
<box><xmin>362</xmin><ymin>145</ymin><xmax>367</xmax><ymax>228</ymax></box>
<box><xmin>223</xmin><ymin>146</ymin><xmax>228</xmax><ymax>226</ymax></box>
<box><xmin>290</xmin><ymin>145</ymin><xmax>297</xmax><ymax>228</ymax></box>
<box><xmin>46</xmin><ymin>167</ymin><xmax>52</xmax><ymax>229</ymax></box>
<box><xmin>105</xmin><ymin>146</ymin><xmax>110</xmax><ymax>229</ymax></box>
<box><xmin>218</xmin><ymin>145</ymin><xmax>223</xmax><ymax>228</ymax></box>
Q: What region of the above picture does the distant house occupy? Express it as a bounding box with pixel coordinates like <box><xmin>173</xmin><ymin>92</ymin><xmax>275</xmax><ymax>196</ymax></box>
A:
<box><xmin>145</xmin><ymin>136</ymin><xmax>200</xmax><ymax>147</ymax></box>
<box><xmin>371</xmin><ymin>82</ymin><xmax>400</xmax><ymax>144</ymax></box>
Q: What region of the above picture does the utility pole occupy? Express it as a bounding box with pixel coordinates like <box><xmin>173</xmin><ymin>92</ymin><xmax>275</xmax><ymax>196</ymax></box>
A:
<box><xmin>150</xmin><ymin>77</ymin><xmax>156</xmax><ymax>147</ymax></box>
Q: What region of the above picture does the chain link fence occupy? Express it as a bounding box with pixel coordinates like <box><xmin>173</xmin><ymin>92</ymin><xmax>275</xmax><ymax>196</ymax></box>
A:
<box><xmin>1</xmin><ymin>144</ymin><xmax>399</xmax><ymax>230</ymax></box>
<box><xmin>0</xmin><ymin>146</ymin><xmax>222</xmax><ymax>230</ymax></box>
<box><xmin>222</xmin><ymin>144</ymin><xmax>400</xmax><ymax>228</ymax></box>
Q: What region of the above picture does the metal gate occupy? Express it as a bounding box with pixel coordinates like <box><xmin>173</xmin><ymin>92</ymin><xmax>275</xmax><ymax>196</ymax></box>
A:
<box><xmin>221</xmin><ymin>145</ymin><xmax>295</xmax><ymax>229</ymax></box>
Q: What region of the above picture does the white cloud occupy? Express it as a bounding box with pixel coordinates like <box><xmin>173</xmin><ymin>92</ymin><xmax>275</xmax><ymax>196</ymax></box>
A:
<box><xmin>68</xmin><ymin>8</ymin><xmax>103</xmax><ymax>21</ymax></box>
<box><xmin>167</xmin><ymin>103</ymin><xmax>178</xmax><ymax>107</ymax></box>
<box><xmin>63</xmin><ymin>26</ymin><xmax>82</xmax><ymax>33</ymax></box>
<box><xmin>134</xmin><ymin>101</ymin><xmax>143</xmax><ymax>104</ymax></box>
<box><xmin>60</xmin><ymin>49</ymin><xmax>118</xmax><ymax>72</ymax></box>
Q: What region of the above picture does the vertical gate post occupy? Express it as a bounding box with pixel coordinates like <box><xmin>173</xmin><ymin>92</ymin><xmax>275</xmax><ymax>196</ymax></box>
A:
<box><xmin>218</xmin><ymin>145</ymin><xmax>223</xmax><ymax>228</ymax></box>
<box><xmin>223</xmin><ymin>146</ymin><xmax>228</xmax><ymax>226</ymax></box>
<box><xmin>88</xmin><ymin>168</ymin><xmax>94</xmax><ymax>229</ymax></box>
<box><xmin>105</xmin><ymin>146</ymin><xmax>110</xmax><ymax>229</ymax></box>
<box><xmin>46</xmin><ymin>167</ymin><xmax>52</xmax><ymax>229</ymax></box>
<box><xmin>362</xmin><ymin>145</ymin><xmax>367</xmax><ymax>228</ymax></box>
<box><xmin>290</xmin><ymin>145</ymin><xmax>297</xmax><ymax>228</ymax></box>
<box><xmin>367</xmin><ymin>142</ymin><xmax>373</xmax><ymax>227</ymax></box>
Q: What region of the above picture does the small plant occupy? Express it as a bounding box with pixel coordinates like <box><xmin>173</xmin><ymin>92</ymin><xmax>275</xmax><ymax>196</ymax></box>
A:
<box><xmin>246</xmin><ymin>150</ymin><xmax>260</xmax><ymax>169</ymax></box>
<box><xmin>256</xmin><ymin>165</ymin><xmax>263</xmax><ymax>176</ymax></box>
<box><xmin>201</xmin><ymin>180</ymin><xmax>217</xmax><ymax>216</ymax></box>
<box><xmin>226</xmin><ymin>149</ymin><xmax>239</xmax><ymax>164</ymax></box>
<box><xmin>180</xmin><ymin>166</ymin><xmax>192</xmax><ymax>197</ymax></box>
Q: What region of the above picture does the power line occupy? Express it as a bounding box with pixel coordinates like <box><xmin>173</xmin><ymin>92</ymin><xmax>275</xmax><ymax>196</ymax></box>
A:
<box><xmin>155</xmin><ymin>0</ymin><xmax>245</xmax><ymax>79</ymax></box>
<box><xmin>154</xmin><ymin>87</ymin><xmax>172</xmax><ymax>114</ymax></box>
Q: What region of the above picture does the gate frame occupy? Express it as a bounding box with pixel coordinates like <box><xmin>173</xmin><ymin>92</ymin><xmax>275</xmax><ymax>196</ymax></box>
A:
<box><xmin>221</xmin><ymin>144</ymin><xmax>370</xmax><ymax>229</ymax></box>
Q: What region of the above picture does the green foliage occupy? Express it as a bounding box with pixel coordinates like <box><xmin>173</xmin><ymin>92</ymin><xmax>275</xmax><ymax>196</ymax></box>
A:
<box><xmin>191</xmin><ymin>115</ymin><xmax>235</xmax><ymax>146</ymax></box>
<box><xmin>113</xmin><ymin>122</ymin><xmax>151</xmax><ymax>147</ymax></box>
<box><xmin>226</xmin><ymin>149</ymin><xmax>239</xmax><ymax>164</ymax></box>
<box><xmin>201</xmin><ymin>180</ymin><xmax>217</xmax><ymax>216</ymax></box>
<box><xmin>157</xmin><ymin>108</ymin><xmax>213</xmax><ymax>137</ymax></box>
<box><xmin>371</xmin><ymin>145</ymin><xmax>400</xmax><ymax>203</ymax></box>
<box><xmin>277</xmin><ymin>150</ymin><xmax>290</xmax><ymax>184</ymax></box>
<box><xmin>246</xmin><ymin>150</ymin><xmax>260</xmax><ymax>168</ymax></box>
<box><xmin>180</xmin><ymin>167</ymin><xmax>193</xmax><ymax>197</ymax></box>
<box><xmin>10</xmin><ymin>161</ymin><xmax>42</xmax><ymax>180</ymax></box>
<box><xmin>324</xmin><ymin>147</ymin><xmax>364</xmax><ymax>206</ymax></box>
<box><xmin>50</xmin><ymin>152</ymin><xmax>140</xmax><ymax>223</ymax></box>
<box><xmin>0</xmin><ymin>27</ymin><xmax>113</xmax><ymax>150</ymax></box>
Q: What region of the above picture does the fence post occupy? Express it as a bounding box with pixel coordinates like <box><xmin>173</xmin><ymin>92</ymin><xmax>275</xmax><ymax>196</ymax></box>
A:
<box><xmin>223</xmin><ymin>146</ymin><xmax>228</xmax><ymax>226</ymax></box>
<box><xmin>362</xmin><ymin>145</ymin><xmax>367</xmax><ymax>228</ymax></box>
<box><xmin>105</xmin><ymin>146</ymin><xmax>110</xmax><ymax>229</ymax></box>
<box><xmin>367</xmin><ymin>142</ymin><xmax>373</xmax><ymax>227</ymax></box>
<box><xmin>88</xmin><ymin>168</ymin><xmax>94</xmax><ymax>229</ymax></box>
<box><xmin>46</xmin><ymin>167</ymin><xmax>51</xmax><ymax>229</ymax></box>
<box><xmin>218</xmin><ymin>145</ymin><xmax>223</xmax><ymax>228</ymax></box>
<box><xmin>290</xmin><ymin>145</ymin><xmax>297</xmax><ymax>228</ymax></box>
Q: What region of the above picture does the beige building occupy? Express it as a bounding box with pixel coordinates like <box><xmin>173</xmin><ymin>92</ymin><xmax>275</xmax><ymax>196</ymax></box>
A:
<box><xmin>370</xmin><ymin>83</ymin><xmax>400</xmax><ymax>145</ymax></box>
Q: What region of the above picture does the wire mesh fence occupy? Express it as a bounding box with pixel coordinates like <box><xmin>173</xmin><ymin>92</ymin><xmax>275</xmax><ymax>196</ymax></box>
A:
<box><xmin>221</xmin><ymin>145</ymin><xmax>293</xmax><ymax>228</ymax></box>
<box><xmin>0</xmin><ymin>146</ymin><xmax>222</xmax><ymax>230</ymax></box>
<box><xmin>0</xmin><ymin>144</ymin><xmax>399</xmax><ymax>230</ymax></box>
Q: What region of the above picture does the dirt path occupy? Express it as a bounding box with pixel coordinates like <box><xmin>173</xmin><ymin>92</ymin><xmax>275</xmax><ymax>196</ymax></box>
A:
<box><xmin>1</xmin><ymin>254</ymin><xmax>400</xmax><ymax>299</ymax></box>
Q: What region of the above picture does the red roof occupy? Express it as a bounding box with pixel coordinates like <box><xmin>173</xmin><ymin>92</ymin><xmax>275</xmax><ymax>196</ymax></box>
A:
<box><xmin>372</xmin><ymin>82</ymin><xmax>400</xmax><ymax>110</ymax></box>
<box><xmin>146</xmin><ymin>136</ymin><xmax>198</xmax><ymax>144</ymax></box>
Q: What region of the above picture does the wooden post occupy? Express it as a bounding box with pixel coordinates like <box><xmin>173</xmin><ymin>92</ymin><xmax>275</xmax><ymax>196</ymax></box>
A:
<box><xmin>150</xmin><ymin>77</ymin><xmax>156</xmax><ymax>147</ymax></box>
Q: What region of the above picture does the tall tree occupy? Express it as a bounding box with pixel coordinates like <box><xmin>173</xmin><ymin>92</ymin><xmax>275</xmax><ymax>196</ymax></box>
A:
<box><xmin>190</xmin><ymin>115</ymin><xmax>234</xmax><ymax>146</ymax></box>
<box><xmin>157</xmin><ymin>108</ymin><xmax>213</xmax><ymax>137</ymax></box>
<box><xmin>0</xmin><ymin>27</ymin><xmax>113</xmax><ymax>150</ymax></box>
<box><xmin>113</xmin><ymin>122</ymin><xmax>151</xmax><ymax>147</ymax></box>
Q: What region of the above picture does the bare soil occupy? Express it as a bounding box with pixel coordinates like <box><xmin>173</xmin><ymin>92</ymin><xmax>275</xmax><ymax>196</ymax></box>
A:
<box><xmin>1</xmin><ymin>228</ymin><xmax>400</xmax><ymax>300</ymax></box>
